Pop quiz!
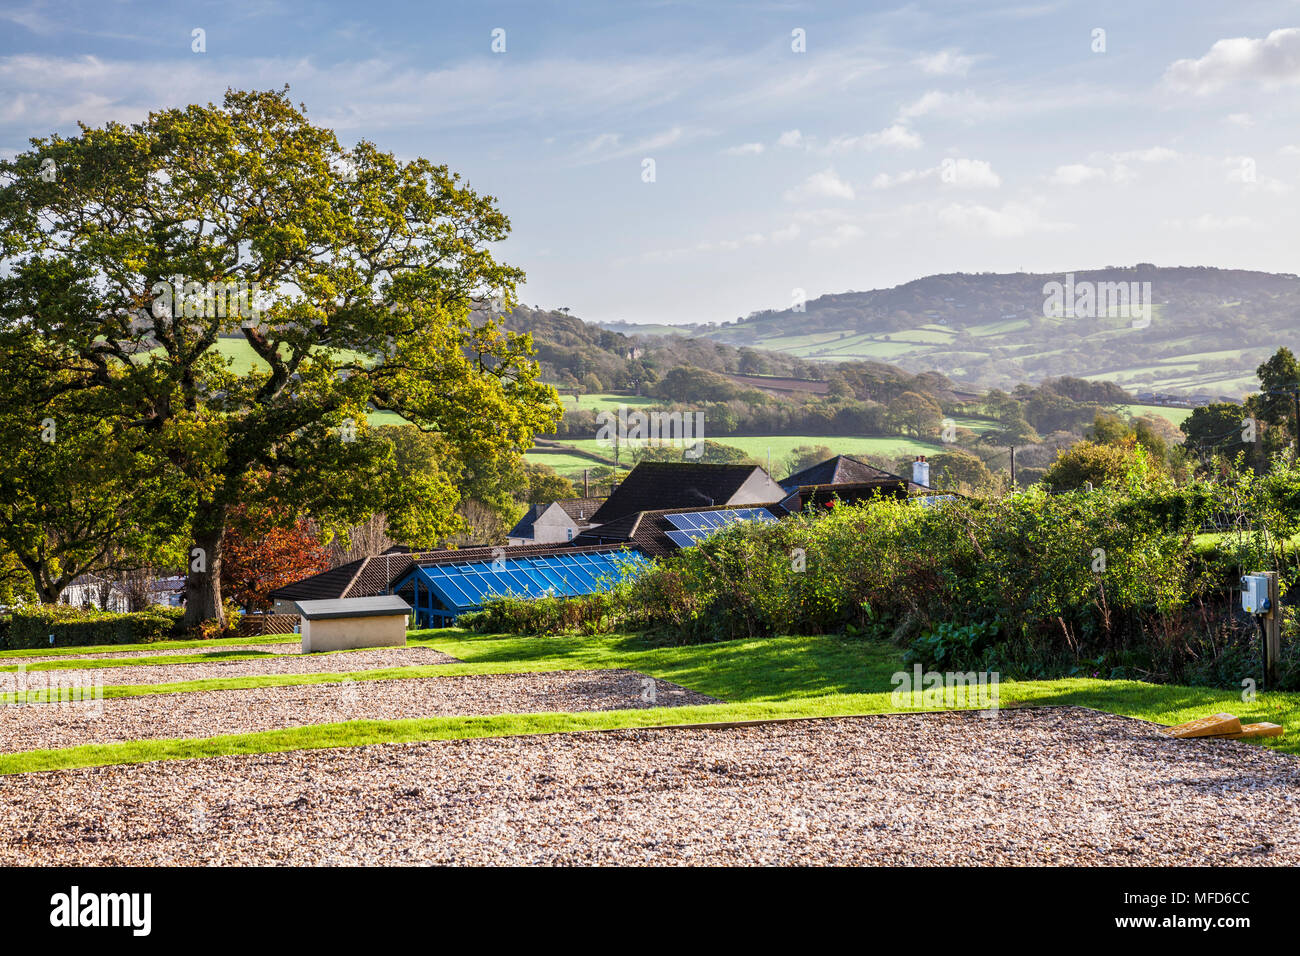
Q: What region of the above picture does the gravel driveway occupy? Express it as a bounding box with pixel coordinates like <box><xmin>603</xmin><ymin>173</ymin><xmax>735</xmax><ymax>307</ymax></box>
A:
<box><xmin>2</xmin><ymin>646</ymin><xmax>458</xmax><ymax>687</ymax></box>
<box><xmin>2</xmin><ymin>707</ymin><xmax>1296</xmax><ymax>865</ymax></box>
<box><xmin>0</xmin><ymin>670</ymin><xmax>715</xmax><ymax>753</ymax></box>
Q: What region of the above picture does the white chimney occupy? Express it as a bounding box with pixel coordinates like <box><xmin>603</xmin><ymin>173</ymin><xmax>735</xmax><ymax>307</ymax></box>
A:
<box><xmin>912</xmin><ymin>455</ymin><xmax>930</xmax><ymax>487</ymax></box>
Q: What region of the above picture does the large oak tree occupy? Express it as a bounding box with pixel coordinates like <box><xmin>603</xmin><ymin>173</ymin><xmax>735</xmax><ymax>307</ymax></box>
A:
<box><xmin>0</xmin><ymin>88</ymin><xmax>560</xmax><ymax>627</ymax></box>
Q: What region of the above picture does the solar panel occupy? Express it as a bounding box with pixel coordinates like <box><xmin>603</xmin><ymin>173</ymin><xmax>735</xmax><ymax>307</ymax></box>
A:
<box><xmin>413</xmin><ymin>550</ymin><xmax>648</xmax><ymax>612</ymax></box>
<box><xmin>664</xmin><ymin>508</ymin><xmax>777</xmax><ymax>533</ymax></box>
<box><xmin>662</xmin><ymin>508</ymin><xmax>778</xmax><ymax>549</ymax></box>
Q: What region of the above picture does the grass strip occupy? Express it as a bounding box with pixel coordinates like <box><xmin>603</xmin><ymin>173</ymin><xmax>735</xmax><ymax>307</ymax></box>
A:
<box><xmin>0</xmin><ymin>633</ymin><xmax>299</xmax><ymax>660</ymax></box>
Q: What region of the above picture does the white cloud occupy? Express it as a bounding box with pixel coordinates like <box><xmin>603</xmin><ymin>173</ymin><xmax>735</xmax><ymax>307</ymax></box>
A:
<box><xmin>571</xmin><ymin>126</ymin><xmax>691</xmax><ymax>164</ymax></box>
<box><xmin>1162</xmin><ymin>214</ymin><xmax>1251</xmax><ymax>231</ymax></box>
<box><xmin>1046</xmin><ymin>148</ymin><xmax>1179</xmax><ymax>186</ymax></box>
<box><xmin>914</xmin><ymin>49</ymin><xmax>977</xmax><ymax>76</ymax></box>
<box><xmin>1164</xmin><ymin>28</ymin><xmax>1300</xmax><ymax>94</ymax></box>
<box><xmin>936</xmin><ymin>200</ymin><xmax>1070</xmax><ymax>238</ymax></box>
<box><xmin>873</xmin><ymin>157</ymin><xmax>1000</xmax><ymax>189</ymax></box>
<box><xmin>723</xmin><ymin>142</ymin><xmax>765</xmax><ymax>155</ymax></box>
<box><xmin>1224</xmin><ymin>156</ymin><xmax>1292</xmax><ymax>193</ymax></box>
<box><xmin>1279</xmin><ymin>144</ymin><xmax>1300</xmax><ymax>156</ymax></box>
<box><xmin>1108</xmin><ymin>147</ymin><xmax>1178</xmax><ymax>163</ymax></box>
<box><xmin>777</xmin><ymin>129</ymin><xmax>804</xmax><ymax>148</ymax></box>
<box><xmin>784</xmin><ymin>168</ymin><xmax>856</xmax><ymax>201</ymax></box>
<box><xmin>1048</xmin><ymin>164</ymin><xmax>1107</xmax><ymax>186</ymax></box>
<box><xmin>822</xmin><ymin>124</ymin><xmax>923</xmax><ymax>152</ymax></box>
<box><xmin>1226</xmin><ymin>112</ymin><xmax>1254</xmax><ymax>127</ymax></box>
<box><xmin>770</xmin><ymin>223</ymin><xmax>801</xmax><ymax>242</ymax></box>
<box><xmin>896</xmin><ymin>89</ymin><xmax>992</xmax><ymax>121</ymax></box>
<box><xmin>811</xmin><ymin>223</ymin><xmax>865</xmax><ymax>249</ymax></box>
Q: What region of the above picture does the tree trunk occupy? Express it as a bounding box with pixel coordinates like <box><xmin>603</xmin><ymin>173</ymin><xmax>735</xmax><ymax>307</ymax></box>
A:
<box><xmin>184</xmin><ymin>506</ymin><xmax>227</xmax><ymax>630</ymax></box>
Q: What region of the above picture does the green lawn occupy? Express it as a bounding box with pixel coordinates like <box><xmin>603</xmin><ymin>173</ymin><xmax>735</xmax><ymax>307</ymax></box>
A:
<box><xmin>1</xmin><ymin>629</ymin><xmax>1294</xmax><ymax>774</ymax></box>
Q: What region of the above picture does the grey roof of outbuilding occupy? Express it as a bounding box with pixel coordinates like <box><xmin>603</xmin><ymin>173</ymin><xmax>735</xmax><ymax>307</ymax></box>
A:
<box><xmin>294</xmin><ymin>595</ymin><xmax>412</xmax><ymax>620</ymax></box>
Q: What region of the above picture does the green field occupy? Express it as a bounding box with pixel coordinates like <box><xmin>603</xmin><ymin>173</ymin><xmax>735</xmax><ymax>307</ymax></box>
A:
<box><xmin>558</xmin><ymin>392</ymin><xmax>661</xmax><ymax>413</ymax></box>
<box><xmin>1121</xmin><ymin>404</ymin><xmax>1193</xmax><ymax>427</ymax></box>
<box><xmin>560</xmin><ymin>434</ymin><xmax>945</xmax><ymax>469</ymax></box>
<box><xmin>524</xmin><ymin>450</ymin><xmax>615</xmax><ymax>474</ymax></box>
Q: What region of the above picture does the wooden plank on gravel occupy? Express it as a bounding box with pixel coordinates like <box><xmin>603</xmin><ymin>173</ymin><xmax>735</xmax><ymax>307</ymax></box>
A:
<box><xmin>1165</xmin><ymin>713</ymin><xmax>1242</xmax><ymax>738</ymax></box>
<box><xmin>1218</xmin><ymin>722</ymin><xmax>1283</xmax><ymax>740</ymax></box>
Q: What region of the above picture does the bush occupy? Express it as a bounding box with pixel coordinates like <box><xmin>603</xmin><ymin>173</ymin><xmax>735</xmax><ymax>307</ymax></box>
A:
<box><xmin>1</xmin><ymin>605</ymin><xmax>186</xmax><ymax>649</ymax></box>
<box><xmin>468</xmin><ymin>461</ymin><xmax>1300</xmax><ymax>690</ymax></box>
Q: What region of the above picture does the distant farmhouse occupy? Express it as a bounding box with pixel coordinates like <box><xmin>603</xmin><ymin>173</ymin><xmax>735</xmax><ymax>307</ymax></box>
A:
<box><xmin>269</xmin><ymin>456</ymin><xmax>936</xmax><ymax>628</ymax></box>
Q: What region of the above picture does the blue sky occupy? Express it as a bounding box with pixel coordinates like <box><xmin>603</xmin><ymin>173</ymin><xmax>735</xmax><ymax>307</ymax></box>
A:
<box><xmin>2</xmin><ymin>0</ymin><xmax>1298</xmax><ymax>324</ymax></box>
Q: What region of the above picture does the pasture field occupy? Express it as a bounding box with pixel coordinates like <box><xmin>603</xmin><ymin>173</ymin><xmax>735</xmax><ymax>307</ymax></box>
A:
<box><xmin>558</xmin><ymin>434</ymin><xmax>945</xmax><ymax>468</ymax></box>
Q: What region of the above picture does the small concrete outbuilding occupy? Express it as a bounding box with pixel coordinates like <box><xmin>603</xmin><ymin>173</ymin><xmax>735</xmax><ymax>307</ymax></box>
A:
<box><xmin>295</xmin><ymin>595</ymin><xmax>412</xmax><ymax>653</ymax></box>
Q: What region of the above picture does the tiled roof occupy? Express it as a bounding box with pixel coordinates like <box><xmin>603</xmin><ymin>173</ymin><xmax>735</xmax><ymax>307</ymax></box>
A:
<box><xmin>777</xmin><ymin>480</ymin><xmax>908</xmax><ymax>514</ymax></box>
<box><xmin>589</xmin><ymin>462</ymin><xmax>782</xmax><ymax>524</ymax></box>
<box><xmin>574</xmin><ymin>502</ymin><xmax>784</xmax><ymax>558</ymax></box>
<box><xmin>265</xmin><ymin>557</ymin><xmax>369</xmax><ymax>602</ymax></box>
<box><xmin>555</xmin><ymin>496</ymin><xmax>605</xmax><ymax>523</ymax></box>
<box><xmin>507</xmin><ymin>496</ymin><xmax>607</xmax><ymax>539</ymax></box>
<box><xmin>780</xmin><ymin>454</ymin><xmax>907</xmax><ymax>491</ymax></box>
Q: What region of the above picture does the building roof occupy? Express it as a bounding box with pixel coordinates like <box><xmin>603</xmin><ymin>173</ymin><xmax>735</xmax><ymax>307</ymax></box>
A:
<box><xmin>574</xmin><ymin>502</ymin><xmax>783</xmax><ymax>558</ymax></box>
<box><xmin>780</xmin><ymin>454</ymin><xmax>908</xmax><ymax>491</ymax></box>
<box><xmin>555</xmin><ymin>496</ymin><xmax>606</xmax><ymax>522</ymax></box>
<box><xmin>506</xmin><ymin>496</ymin><xmax>606</xmax><ymax>539</ymax></box>
<box><xmin>295</xmin><ymin>595</ymin><xmax>412</xmax><ymax>620</ymax></box>
<box><xmin>268</xmin><ymin>540</ymin><xmax>630</xmax><ymax>604</ymax></box>
<box><xmin>589</xmin><ymin>462</ymin><xmax>784</xmax><ymax>524</ymax></box>
<box><xmin>777</xmin><ymin>480</ymin><xmax>908</xmax><ymax>514</ymax></box>
<box><xmin>394</xmin><ymin>548</ymin><xmax>647</xmax><ymax>613</ymax></box>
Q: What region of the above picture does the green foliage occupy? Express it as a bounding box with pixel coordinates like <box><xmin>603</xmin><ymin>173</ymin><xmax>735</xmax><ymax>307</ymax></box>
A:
<box><xmin>2</xmin><ymin>605</ymin><xmax>185</xmax><ymax>649</ymax></box>
<box><xmin>0</xmin><ymin>88</ymin><xmax>561</xmax><ymax>624</ymax></box>
<box><xmin>459</xmin><ymin>591</ymin><xmax>616</xmax><ymax>636</ymax></box>
<box><xmin>1040</xmin><ymin>439</ymin><xmax>1150</xmax><ymax>491</ymax></box>
<box><xmin>903</xmin><ymin>620</ymin><xmax>1000</xmax><ymax>669</ymax></box>
<box><xmin>475</xmin><ymin>477</ymin><xmax>1300</xmax><ymax>687</ymax></box>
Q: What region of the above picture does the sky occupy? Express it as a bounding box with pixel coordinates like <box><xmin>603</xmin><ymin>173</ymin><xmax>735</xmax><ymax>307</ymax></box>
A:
<box><xmin>2</xmin><ymin>0</ymin><xmax>1299</xmax><ymax>325</ymax></box>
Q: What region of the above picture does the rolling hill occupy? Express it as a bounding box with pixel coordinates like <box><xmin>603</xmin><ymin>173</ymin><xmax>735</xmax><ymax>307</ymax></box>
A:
<box><xmin>600</xmin><ymin>265</ymin><xmax>1300</xmax><ymax>399</ymax></box>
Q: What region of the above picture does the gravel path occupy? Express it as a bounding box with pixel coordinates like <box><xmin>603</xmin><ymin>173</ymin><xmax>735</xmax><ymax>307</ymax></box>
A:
<box><xmin>2</xmin><ymin>646</ymin><xmax>458</xmax><ymax>687</ymax></box>
<box><xmin>0</xmin><ymin>671</ymin><xmax>714</xmax><ymax>753</ymax></box>
<box><xmin>3</xmin><ymin>642</ymin><xmax>304</xmax><ymax>663</ymax></box>
<box><xmin>2</xmin><ymin>707</ymin><xmax>1296</xmax><ymax>865</ymax></box>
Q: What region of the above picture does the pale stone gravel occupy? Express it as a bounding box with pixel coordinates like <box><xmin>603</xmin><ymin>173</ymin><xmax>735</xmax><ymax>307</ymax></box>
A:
<box><xmin>0</xmin><ymin>670</ymin><xmax>713</xmax><ymax>753</ymax></box>
<box><xmin>2</xmin><ymin>646</ymin><xmax>458</xmax><ymax>687</ymax></box>
<box><xmin>2</xmin><ymin>707</ymin><xmax>1296</xmax><ymax>866</ymax></box>
<box><xmin>2</xmin><ymin>642</ymin><xmax>302</xmax><ymax>663</ymax></box>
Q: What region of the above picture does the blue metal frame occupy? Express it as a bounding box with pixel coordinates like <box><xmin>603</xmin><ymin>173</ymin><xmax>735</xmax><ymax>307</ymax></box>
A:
<box><xmin>391</xmin><ymin>549</ymin><xmax>648</xmax><ymax>627</ymax></box>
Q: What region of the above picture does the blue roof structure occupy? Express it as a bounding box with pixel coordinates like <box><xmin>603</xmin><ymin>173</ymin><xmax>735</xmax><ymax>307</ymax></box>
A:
<box><xmin>392</xmin><ymin>547</ymin><xmax>648</xmax><ymax>627</ymax></box>
<box><xmin>662</xmin><ymin>507</ymin><xmax>779</xmax><ymax>546</ymax></box>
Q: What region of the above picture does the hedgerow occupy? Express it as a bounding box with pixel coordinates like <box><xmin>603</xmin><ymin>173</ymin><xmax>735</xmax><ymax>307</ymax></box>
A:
<box><xmin>0</xmin><ymin>604</ymin><xmax>187</xmax><ymax>649</ymax></box>
<box><xmin>466</xmin><ymin>461</ymin><xmax>1300</xmax><ymax>688</ymax></box>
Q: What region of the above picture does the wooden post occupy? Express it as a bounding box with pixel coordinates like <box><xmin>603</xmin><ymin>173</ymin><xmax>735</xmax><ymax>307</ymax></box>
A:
<box><xmin>1264</xmin><ymin>571</ymin><xmax>1281</xmax><ymax>690</ymax></box>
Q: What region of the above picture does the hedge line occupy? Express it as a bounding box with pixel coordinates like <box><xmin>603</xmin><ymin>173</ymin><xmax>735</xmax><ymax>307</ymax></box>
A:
<box><xmin>0</xmin><ymin>605</ymin><xmax>187</xmax><ymax>649</ymax></box>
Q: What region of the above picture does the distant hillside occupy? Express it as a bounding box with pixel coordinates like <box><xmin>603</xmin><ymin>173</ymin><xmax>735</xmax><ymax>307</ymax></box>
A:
<box><xmin>599</xmin><ymin>266</ymin><xmax>1300</xmax><ymax>400</ymax></box>
<box><xmin>497</xmin><ymin>304</ymin><xmax>823</xmax><ymax>394</ymax></box>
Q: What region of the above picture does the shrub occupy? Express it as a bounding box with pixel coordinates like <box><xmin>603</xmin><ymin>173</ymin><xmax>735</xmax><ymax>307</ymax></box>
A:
<box><xmin>1</xmin><ymin>605</ymin><xmax>186</xmax><ymax>649</ymax></box>
<box><xmin>466</xmin><ymin>461</ymin><xmax>1300</xmax><ymax>690</ymax></box>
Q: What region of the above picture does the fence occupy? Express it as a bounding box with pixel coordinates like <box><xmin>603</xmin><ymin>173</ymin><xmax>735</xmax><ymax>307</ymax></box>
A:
<box><xmin>238</xmin><ymin>613</ymin><xmax>300</xmax><ymax>637</ymax></box>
